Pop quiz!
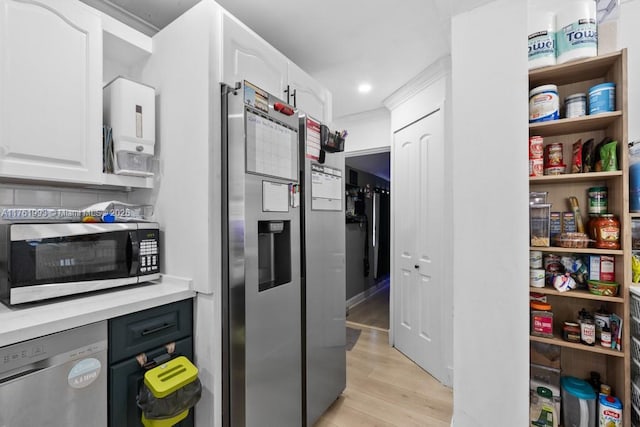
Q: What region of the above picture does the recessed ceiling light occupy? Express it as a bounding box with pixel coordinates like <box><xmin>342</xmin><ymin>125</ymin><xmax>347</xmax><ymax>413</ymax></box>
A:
<box><xmin>358</xmin><ymin>83</ymin><xmax>372</xmax><ymax>94</ymax></box>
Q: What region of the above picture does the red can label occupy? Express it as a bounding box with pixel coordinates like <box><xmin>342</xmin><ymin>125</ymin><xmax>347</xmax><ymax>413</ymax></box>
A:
<box><xmin>530</xmin><ymin>158</ymin><xmax>544</xmax><ymax>177</ymax></box>
<box><xmin>530</xmin><ymin>136</ymin><xmax>544</xmax><ymax>159</ymax></box>
<box><xmin>601</xmin><ymin>255</ymin><xmax>615</xmax><ymax>282</ymax></box>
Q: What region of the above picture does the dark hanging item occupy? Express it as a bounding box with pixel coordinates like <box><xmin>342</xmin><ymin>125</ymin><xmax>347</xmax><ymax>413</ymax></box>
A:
<box><xmin>320</xmin><ymin>124</ymin><xmax>345</xmax><ymax>153</ymax></box>
<box><xmin>363</xmin><ymin>214</ymin><xmax>370</xmax><ymax>278</ymax></box>
<box><xmin>349</xmin><ymin>169</ymin><xmax>358</xmax><ymax>186</ymax></box>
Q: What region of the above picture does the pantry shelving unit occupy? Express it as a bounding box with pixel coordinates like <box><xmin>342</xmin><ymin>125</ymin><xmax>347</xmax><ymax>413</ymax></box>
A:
<box><xmin>529</xmin><ymin>49</ymin><xmax>630</xmax><ymax>426</ymax></box>
<box><xmin>531</xmin><ymin>335</ymin><xmax>625</xmax><ymax>358</ymax></box>
<box><xmin>530</xmin><ymin>170</ymin><xmax>623</xmax><ymax>184</ymax></box>
<box><xmin>529</xmin><ymin>111</ymin><xmax>622</xmax><ymax>137</ymax></box>
<box><xmin>532</xmin><ymin>287</ymin><xmax>624</xmax><ymax>304</ymax></box>
<box><xmin>531</xmin><ymin>246</ymin><xmax>624</xmax><ymax>256</ymax></box>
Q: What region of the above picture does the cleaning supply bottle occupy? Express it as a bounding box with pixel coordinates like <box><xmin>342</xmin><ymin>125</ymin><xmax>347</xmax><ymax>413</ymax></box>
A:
<box><xmin>598</xmin><ymin>394</ymin><xmax>622</xmax><ymax>427</ymax></box>
<box><xmin>530</xmin><ymin>386</ymin><xmax>559</xmax><ymax>427</ymax></box>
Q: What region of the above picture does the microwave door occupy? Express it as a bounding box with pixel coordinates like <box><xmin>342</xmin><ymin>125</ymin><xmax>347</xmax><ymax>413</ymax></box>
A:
<box><xmin>8</xmin><ymin>225</ymin><xmax>139</xmax><ymax>304</ymax></box>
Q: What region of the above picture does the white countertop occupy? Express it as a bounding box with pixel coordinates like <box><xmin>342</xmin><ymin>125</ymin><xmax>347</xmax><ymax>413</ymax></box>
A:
<box><xmin>0</xmin><ymin>275</ymin><xmax>195</xmax><ymax>347</ymax></box>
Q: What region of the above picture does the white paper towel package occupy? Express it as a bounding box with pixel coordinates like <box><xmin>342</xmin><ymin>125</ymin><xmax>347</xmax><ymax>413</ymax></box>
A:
<box><xmin>528</xmin><ymin>8</ymin><xmax>556</xmax><ymax>70</ymax></box>
<box><xmin>556</xmin><ymin>0</ymin><xmax>597</xmax><ymax>64</ymax></box>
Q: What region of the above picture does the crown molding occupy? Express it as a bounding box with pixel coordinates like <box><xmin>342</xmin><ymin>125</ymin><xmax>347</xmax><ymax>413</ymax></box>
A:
<box><xmin>332</xmin><ymin>106</ymin><xmax>390</xmax><ymax>125</ymax></box>
<box><xmin>80</xmin><ymin>0</ymin><xmax>160</xmax><ymax>36</ymax></box>
<box><xmin>383</xmin><ymin>55</ymin><xmax>451</xmax><ymax>111</ymax></box>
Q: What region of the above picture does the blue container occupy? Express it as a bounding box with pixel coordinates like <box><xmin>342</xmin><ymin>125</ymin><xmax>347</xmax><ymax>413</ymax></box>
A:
<box><xmin>589</xmin><ymin>82</ymin><xmax>616</xmax><ymax>115</ymax></box>
<box><xmin>561</xmin><ymin>376</ymin><xmax>596</xmax><ymax>427</ymax></box>
<box><xmin>631</xmin><ymin>163</ymin><xmax>640</xmax><ymax>212</ymax></box>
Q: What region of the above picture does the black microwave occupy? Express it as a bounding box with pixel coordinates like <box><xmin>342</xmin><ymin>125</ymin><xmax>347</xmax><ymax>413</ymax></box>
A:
<box><xmin>0</xmin><ymin>222</ymin><xmax>160</xmax><ymax>305</ymax></box>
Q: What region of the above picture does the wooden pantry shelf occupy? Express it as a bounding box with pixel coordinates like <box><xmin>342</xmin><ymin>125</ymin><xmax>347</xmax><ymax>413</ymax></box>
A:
<box><xmin>529</xmin><ymin>111</ymin><xmax>622</xmax><ymax>137</ymax></box>
<box><xmin>529</xmin><ymin>286</ymin><xmax>624</xmax><ymax>303</ymax></box>
<box><xmin>530</xmin><ymin>170</ymin><xmax>622</xmax><ymax>184</ymax></box>
<box><xmin>529</xmin><ymin>246</ymin><xmax>623</xmax><ymax>256</ymax></box>
<box><xmin>529</xmin><ymin>50</ymin><xmax>622</xmax><ymax>87</ymax></box>
<box><xmin>530</xmin><ymin>334</ymin><xmax>624</xmax><ymax>357</ymax></box>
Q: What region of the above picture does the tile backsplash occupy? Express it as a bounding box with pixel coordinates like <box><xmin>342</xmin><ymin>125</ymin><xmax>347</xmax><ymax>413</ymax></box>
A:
<box><xmin>14</xmin><ymin>189</ymin><xmax>62</xmax><ymax>207</ymax></box>
<box><xmin>0</xmin><ymin>183</ymin><xmax>130</xmax><ymax>212</ymax></box>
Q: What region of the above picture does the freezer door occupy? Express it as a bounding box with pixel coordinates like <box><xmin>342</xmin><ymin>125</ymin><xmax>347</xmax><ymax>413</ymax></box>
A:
<box><xmin>223</xmin><ymin>81</ymin><xmax>302</xmax><ymax>427</ymax></box>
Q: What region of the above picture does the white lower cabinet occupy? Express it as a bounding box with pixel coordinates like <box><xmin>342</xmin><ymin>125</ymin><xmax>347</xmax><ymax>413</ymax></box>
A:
<box><xmin>0</xmin><ymin>0</ymin><xmax>102</xmax><ymax>184</ymax></box>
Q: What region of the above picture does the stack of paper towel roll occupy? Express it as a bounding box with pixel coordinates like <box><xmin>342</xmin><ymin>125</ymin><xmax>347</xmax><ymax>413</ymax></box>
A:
<box><xmin>528</xmin><ymin>0</ymin><xmax>597</xmax><ymax>70</ymax></box>
<box><xmin>528</xmin><ymin>6</ymin><xmax>556</xmax><ymax>70</ymax></box>
<box><xmin>557</xmin><ymin>0</ymin><xmax>597</xmax><ymax>64</ymax></box>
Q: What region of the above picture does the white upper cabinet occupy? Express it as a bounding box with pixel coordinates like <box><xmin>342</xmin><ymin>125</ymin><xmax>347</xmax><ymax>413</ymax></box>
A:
<box><xmin>221</xmin><ymin>11</ymin><xmax>288</xmax><ymax>101</ymax></box>
<box><xmin>0</xmin><ymin>0</ymin><xmax>102</xmax><ymax>184</ymax></box>
<box><xmin>287</xmin><ymin>62</ymin><xmax>332</xmax><ymax>124</ymax></box>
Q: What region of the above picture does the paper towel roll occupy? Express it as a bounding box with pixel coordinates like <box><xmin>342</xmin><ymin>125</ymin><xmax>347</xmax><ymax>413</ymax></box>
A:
<box><xmin>556</xmin><ymin>0</ymin><xmax>597</xmax><ymax>64</ymax></box>
<box><xmin>528</xmin><ymin>8</ymin><xmax>556</xmax><ymax>70</ymax></box>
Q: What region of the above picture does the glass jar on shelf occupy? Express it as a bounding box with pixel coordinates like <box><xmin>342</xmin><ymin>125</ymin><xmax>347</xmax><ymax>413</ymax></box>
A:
<box><xmin>592</xmin><ymin>214</ymin><xmax>620</xmax><ymax>249</ymax></box>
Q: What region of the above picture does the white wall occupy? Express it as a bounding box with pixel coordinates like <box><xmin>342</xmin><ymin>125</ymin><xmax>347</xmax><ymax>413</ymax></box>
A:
<box><xmin>619</xmin><ymin>0</ymin><xmax>640</xmax><ymax>141</ymax></box>
<box><xmin>332</xmin><ymin>108</ymin><xmax>391</xmax><ymax>154</ymax></box>
<box><xmin>451</xmin><ymin>1</ymin><xmax>529</xmax><ymax>425</ymax></box>
<box><xmin>138</xmin><ymin>2</ymin><xmax>222</xmax><ymax>426</ymax></box>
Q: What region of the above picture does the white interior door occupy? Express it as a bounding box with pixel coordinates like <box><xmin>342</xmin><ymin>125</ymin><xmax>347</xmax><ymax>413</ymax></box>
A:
<box><xmin>392</xmin><ymin>108</ymin><xmax>446</xmax><ymax>384</ymax></box>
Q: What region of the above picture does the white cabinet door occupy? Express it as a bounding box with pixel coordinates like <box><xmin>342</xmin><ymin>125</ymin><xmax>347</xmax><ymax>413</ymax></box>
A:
<box><xmin>0</xmin><ymin>0</ymin><xmax>102</xmax><ymax>184</ymax></box>
<box><xmin>392</xmin><ymin>107</ymin><xmax>446</xmax><ymax>384</ymax></box>
<box><xmin>287</xmin><ymin>62</ymin><xmax>332</xmax><ymax>123</ymax></box>
<box><xmin>222</xmin><ymin>12</ymin><xmax>288</xmax><ymax>100</ymax></box>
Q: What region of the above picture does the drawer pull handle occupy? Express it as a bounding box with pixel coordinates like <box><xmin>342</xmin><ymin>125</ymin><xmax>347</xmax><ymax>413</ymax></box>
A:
<box><xmin>141</xmin><ymin>323</ymin><xmax>175</xmax><ymax>336</ymax></box>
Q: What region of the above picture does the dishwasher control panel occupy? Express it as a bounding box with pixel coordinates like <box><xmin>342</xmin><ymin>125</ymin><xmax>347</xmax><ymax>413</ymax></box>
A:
<box><xmin>0</xmin><ymin>321</ymin><xmax>107</xmax><ymax>376</ymax></box>
<box><xmin>1</xmin><ymin>343</ymin><xmax>46</xmax><ymax>370</ymax></box>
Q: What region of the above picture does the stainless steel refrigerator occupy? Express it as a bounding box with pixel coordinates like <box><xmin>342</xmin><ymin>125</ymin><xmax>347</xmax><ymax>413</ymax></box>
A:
<box><xmin>222</xmin><ymin>81</ymin><xmax>302</xmax><ymax>427</ymax></box>
<box><xmin>299</xmin><ymin>114</ymin><xmax>346</xmax><ymax>426</ymax></box>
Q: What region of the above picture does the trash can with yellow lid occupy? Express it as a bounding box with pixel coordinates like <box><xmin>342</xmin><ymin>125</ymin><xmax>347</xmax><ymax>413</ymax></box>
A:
<box><xmin>137</xmin><ymin>356</ymin><xmax>202</xmax><ymax>427</ymax></box>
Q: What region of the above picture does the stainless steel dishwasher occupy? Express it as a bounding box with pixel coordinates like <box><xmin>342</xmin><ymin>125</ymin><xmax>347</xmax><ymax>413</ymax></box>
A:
<box><xmin>0</xmin><ymin>321</ymin><xmax>108</xmax><ymax>427</ymax></box>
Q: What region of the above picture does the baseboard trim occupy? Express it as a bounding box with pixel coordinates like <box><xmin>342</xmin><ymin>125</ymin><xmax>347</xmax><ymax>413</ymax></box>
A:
<box><xmin>346</xmin><ymin>279</ymin><xmax>388</xmax><ymax>311</ymax></box>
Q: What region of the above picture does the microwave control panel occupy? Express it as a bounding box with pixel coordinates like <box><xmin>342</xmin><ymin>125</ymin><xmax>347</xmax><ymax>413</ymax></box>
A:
<box><xmin>139</xmin><ymin>229</ymin><xmax>159</xmax><ymax>274</ymax></box>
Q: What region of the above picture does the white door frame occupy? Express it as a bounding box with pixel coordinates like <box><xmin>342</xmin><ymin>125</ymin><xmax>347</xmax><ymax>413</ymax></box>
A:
<box><xmin>344</xmin><ymin>146</ymin><xmax>392</xmax><ymax>342</ymax></box>
<box><xmin>344</xmin><ymin>146</ymin><xmax>391</xmax><ymax>158</ymax></box>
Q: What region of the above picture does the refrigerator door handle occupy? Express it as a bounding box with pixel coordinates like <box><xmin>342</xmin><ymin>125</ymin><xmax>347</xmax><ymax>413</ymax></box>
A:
<box><xmin>284</xmin><ymin>85</ymin><xmax>296</xmax><ymax>107</ymax></box>
<box><xmin>223</xmin><ymin>81</ymin><xmax>242</xmax><ymax>96</ymax></box>
<box><xmin>284</xmin><ymin>85</ymin><xmax>291</xmax><ymax>104</ymax></box>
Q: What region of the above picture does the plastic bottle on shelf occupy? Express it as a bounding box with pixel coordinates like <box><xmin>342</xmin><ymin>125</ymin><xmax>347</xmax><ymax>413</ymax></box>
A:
<box><xmin>598</xmin><ymin>394</ymin><xmax>622</xmax><ymax>427</ymax></box>
<box><xmin>530</xmin><ymin>386</ymin><xmax>559</xmax><ymax>427</ymax></box>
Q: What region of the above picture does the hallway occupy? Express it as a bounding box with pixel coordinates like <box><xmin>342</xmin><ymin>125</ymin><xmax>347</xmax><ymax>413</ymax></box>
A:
<box><xmin>316</xmin><ymin>325</ymin><xmax>453</xmax><ymax>426</ymax></box>
<box><xmin>346</xmin><ymin>281</ymin><xmax>390</xmax><ymax>331</ymax></box>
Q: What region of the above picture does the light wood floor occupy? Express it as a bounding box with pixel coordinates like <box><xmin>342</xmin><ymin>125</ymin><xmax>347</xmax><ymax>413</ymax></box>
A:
<box><xmin>316</xmin><ymin>325</ymin><xmax>453</xmax><ymax>427</ymax></box>
<box><xmin>346</xmin><ymin>282</ymin><xmax>390</xmax><ymax>330</ymax></box>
